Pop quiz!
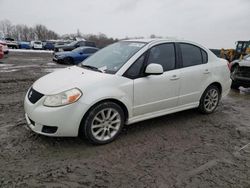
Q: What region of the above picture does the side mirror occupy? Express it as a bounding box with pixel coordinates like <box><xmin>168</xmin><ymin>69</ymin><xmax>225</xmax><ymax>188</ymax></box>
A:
<box><xmin>145</xmin><ymin>63</ymin><xmax>163</xmax><ymax>75</ymax></box>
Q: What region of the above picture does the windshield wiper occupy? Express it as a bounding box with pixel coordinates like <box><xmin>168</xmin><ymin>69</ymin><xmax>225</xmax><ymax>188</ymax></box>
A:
<box><xmin>81</xmin><ymin>65</ymin><xmax>103</xmax><ymax>73</ymax></box>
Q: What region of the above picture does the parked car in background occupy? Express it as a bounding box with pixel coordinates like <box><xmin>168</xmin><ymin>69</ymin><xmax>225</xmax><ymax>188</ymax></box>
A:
<box><xmin>54</xmin><ymin>40</ymin><xmax>72</xmax><ymax>46</ymax></box>
<box><xmin>53</xmin><ymin>47</ymin><xmax>98</xmax><ymax>64</ymax></box>
<box><xmin>24</xmin><ymin>39</ymin><xmax>231</xmax><ymax>144</ymax></box>
<box><xmin>5</xmin><ymin>38</ymin><xmax>19</xmax><ymax>49</ymax></box>
<box><xmin>54</xmin><ymin>40</ymin><xmax>96</xmax><ymax>52</ymax></box>
<box><xmin>0</xmin><ymin>40</ymin><xmax>9</xmax><ymax>54</ymax></box>
<box><xmin>30</xmin><ymin>41</ymin><xmax>43</xmax><ymax>50</ymax></box>
<box><xmin>43</xmin><ymin>41</ymin><xmax>55</xmax><ymax>51</ymax></box>
<box><xmin>230</xmin><ymin>54</ymin><xmax>250</xmax><ymax>89</ymax></box>
<box><xmin>18</xmin><ymin>41</ymin><xmax>31</xmax><ymax>49</ymax></box>
<box><xmin>0</xmin><ymin>44</ymin><xmax>4</xmax><ymax>60</ymax></box>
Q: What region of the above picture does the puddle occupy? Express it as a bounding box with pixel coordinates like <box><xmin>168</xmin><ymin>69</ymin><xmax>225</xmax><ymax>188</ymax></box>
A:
<box><xmin>0</xmin><ymin>69</ymin><xmax>19</xmax><ymax>73</ymax></box>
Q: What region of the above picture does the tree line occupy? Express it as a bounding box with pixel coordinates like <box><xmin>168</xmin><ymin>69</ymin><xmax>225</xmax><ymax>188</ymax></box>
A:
<box><xmin>0</xmin><ymin>19</ymin><xmax>163</xmax><ymax>48</ymax></box>
<box><xmin>0</xmin><ymin>20</ymin><xmax>59</xmax><ymax>41</ymax></box>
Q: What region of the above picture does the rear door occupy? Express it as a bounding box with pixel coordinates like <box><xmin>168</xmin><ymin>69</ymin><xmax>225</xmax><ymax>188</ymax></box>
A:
<box><xmin>177</xmin><ymin>43</ymin><xmax>210</xmax><ymax>106</ymax></box>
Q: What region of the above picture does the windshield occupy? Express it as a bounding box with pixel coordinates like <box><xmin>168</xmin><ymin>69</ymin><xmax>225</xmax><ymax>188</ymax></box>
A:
<box><xmin>69</xmin><ymin>41</ymin><xmax>78</xmax><ymax>46</ymax></box>
<box><xmin>81</xmin><ymin>41</ymin><xmax>146</xmax><ymax>74</ymax></box>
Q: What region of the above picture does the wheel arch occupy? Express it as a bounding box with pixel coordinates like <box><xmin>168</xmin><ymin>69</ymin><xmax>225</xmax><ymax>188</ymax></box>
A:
<box><xmin>202</xmin><ymin>82</ymin><xmax>222</xmax><ymax>100</ymax></box>
<box><xmin>78</xmin><ymin>98</ymin><xmax>129</xmax><ymax>136</ymax></box>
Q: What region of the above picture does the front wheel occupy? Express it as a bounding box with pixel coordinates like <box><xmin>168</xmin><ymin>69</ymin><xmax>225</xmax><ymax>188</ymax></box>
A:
<box><xmin>63</xmin><ymin>57</ymin><xmax>73</xmax><ymax>64</ymax></box>
<box><xmin>199</xmin><ymin>85</ymin><xmax>220</xmax><ymax>114</ymax></box>
<box><xmin>80</xmin><ymin>102</ymin><xmax>125</xmax><ymax>145</ymax></box>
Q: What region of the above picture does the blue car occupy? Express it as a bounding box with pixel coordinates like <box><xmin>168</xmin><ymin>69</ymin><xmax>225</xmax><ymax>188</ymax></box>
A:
<box><xmin>18</xmin><ymin>41</ymin><xmax>31</xmax><ymax>49</ymax></box>
<box><xmin>53</xmin><ymin>46</ymin><xmax>98</xmax><ymax>64</ymax></box>
<box><xmin>43</xmin><ymin>41</ymin><xmax>55</xmax><ymax>50</ymax></box>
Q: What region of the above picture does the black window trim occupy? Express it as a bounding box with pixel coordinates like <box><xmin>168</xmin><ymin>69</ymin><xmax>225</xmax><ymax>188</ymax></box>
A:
<box><xmin>123</xmin><ymin>42</ymin><xmax>180</xmax><ymax>79</ymax></box>
<box><xmin>176</xmin><ymin>42</ymin><xmax>208</xmax><ymax>69</ymax></box>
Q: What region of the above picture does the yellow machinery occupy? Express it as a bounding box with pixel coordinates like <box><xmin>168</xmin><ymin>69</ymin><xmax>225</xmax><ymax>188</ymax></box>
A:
<box><xmin>220</xmin><ymin>41</ymin><xmax>250</xmax><ymax>62</ymax></box>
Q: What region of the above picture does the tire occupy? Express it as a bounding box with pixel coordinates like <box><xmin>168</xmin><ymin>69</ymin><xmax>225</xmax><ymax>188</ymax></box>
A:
<box><xmin>198</xmin><ymin>85</ymin><xmax>220</xmax><ymax>114</ymax></box>
<box><xmin>80</xmin><ymin>102</ymin><xmax>125</xmax><ymax>145</ymax></box>
<box><xmin>231</xmin><ymin>81</ymin><xmax>239</xmax><ymax>90</ymax></box>
<box><xmin>63</xmin><ymin>57</ymin><xmax>73</xmax><ymax>65</ymax></box>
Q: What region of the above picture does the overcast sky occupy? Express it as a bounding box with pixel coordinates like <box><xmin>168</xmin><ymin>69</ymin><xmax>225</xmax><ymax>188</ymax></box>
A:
<box><xmin>0</xmin><ymin>0</ymin><xmax>249</xmax><ymax>48</ymax></box>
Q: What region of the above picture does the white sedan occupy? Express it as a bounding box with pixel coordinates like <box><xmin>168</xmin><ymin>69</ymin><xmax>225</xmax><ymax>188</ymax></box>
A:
<box><xmin>24</xmin><ymin>39</ymin><xmax>231</xmax><ymax>144</ymax></box>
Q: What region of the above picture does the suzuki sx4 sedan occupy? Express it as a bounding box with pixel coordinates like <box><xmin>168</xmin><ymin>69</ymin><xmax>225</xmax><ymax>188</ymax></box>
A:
<box><xmin>24</xmin><ymin>39</ymin><xmax>231</xmax><ymax>144</ymax></box>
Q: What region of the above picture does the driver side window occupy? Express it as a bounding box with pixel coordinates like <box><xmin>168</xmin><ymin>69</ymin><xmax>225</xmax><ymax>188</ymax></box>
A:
<box><xmin>147</xmin><ymin>43</ymin><xmax>176</xmax><ymax>71</ymax></box>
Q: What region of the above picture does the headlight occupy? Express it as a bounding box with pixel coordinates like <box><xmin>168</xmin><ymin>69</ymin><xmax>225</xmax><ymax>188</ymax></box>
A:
<box><xmin>43</xmin><ymin>88</ymin><xmax>82</xmax><ymax>107</ymax></box>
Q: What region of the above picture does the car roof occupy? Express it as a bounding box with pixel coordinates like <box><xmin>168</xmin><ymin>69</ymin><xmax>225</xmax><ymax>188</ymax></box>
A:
<box><xmin>122</xmin><ymin>38</ymin><xmax>209</xmax><ymax>51</ymax></box>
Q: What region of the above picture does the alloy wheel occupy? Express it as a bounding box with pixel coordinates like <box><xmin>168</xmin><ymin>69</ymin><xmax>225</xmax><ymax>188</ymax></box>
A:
<box><xmin>91</xmin><ymin>108</ymin><xmax>121</xmax><ymax>141</ymax></box>
<box><xmin>204</xmin><ymin>88</ymin><xmax>219</xmax><ymax>112</ymax></box>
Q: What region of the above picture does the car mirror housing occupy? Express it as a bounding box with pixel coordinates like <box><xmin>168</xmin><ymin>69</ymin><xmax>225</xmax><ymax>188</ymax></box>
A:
<box><xmin>145</xmin><ymin>63</ymin><xmax>163</xmax><ymax>75</ymax></box>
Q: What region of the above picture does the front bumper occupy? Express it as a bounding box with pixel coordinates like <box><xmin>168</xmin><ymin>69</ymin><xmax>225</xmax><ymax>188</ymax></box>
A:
<box><xmin>53</xmin><ymin>57</ymin><xmax>64</xmax><ymax>64</ymax></box>
<box><xmin>24</xmin><ymin>92</ymin><xmax>89</xmax><ymax>137</ymax></box>
<box><xmin>231</xmin><ymin>75</ymin><xmax>250</xmax><ymax>88</ymax></box>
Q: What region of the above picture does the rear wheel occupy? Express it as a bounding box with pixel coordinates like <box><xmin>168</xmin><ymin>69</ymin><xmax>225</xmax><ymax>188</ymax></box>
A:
<box><xmin>199</xmin><ymin>85</ymin><xmax>220</xmax><ymax>114</ymax></box>
<box><xmin>80</xmin><ymin>102</ymin><xmax>124</xmax><ymax>144</ymax></box>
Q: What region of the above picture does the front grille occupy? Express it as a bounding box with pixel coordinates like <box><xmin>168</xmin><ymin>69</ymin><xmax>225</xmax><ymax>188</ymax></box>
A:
<box><xmin>236</xmin><ymin>66</ymin><xmax>250</xmax><ymax>78</ymax></box>
<box><xmin>28</xmin><ymin>88</ymin><xmax>44</xmax><ymax>104</ymax></box>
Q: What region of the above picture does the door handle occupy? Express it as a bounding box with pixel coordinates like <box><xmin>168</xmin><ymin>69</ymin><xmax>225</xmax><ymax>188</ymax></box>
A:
<box><xmin>170</xmin><ymin>75</ymin><xmax>180</xmax><ymax>80</ymax></box>
<box><xmin>204</xmin><ymin>69</ymin><xmax>210</xmax><ymax>74</ymax></box>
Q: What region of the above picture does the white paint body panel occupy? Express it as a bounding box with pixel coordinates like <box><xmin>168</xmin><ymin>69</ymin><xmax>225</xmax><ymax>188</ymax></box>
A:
<box><xmin>24</xmin><ymin>39</ymin><xmax>231</xmax><ymax>137</ymax></box>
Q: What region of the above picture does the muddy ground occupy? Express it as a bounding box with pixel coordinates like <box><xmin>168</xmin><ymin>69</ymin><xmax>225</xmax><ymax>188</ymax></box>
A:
<box><xmin>0</xmin><ymin>51</ymin><xmax>250</xmax><ymax>188</ymax></box>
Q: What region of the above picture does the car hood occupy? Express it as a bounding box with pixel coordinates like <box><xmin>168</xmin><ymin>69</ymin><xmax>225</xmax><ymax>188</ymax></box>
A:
<box><xmin>32</xmin><ymin>66</ymin><xmax>114</xmax><ymax>95</ymax></box>
<box><xmin>239</xmin><ymin>60</ymin><xmax>250</xmax><ymax>67</ymax></box>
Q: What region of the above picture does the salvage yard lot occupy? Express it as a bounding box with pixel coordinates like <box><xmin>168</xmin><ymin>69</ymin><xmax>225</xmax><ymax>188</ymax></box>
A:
<box><xmin>0</xmin><ymin>51</ymin><xmax>250</xmax><ymax>187</ymax></box>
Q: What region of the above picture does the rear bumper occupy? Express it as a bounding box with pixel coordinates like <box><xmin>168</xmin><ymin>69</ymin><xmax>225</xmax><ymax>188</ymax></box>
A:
<box><xmin>222</xmin><ymin>79</ymin><xmax>232</xmax><ymax>97</ymax></box>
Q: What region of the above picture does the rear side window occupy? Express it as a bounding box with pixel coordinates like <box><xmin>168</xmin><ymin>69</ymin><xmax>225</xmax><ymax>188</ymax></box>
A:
<box><xmin>147</xmin><ymin>43</ymin><xmax>176</xmax><ymax>71</ymax></box>
<box><xmin>180</xmin><ymin>43</ymin><xmax>203</xmax><ymax>67</ymax></box>
<box><xmin>201</xmin><ymin>49</ymin><xmax>208</xmax><ymax>64</ymax></box>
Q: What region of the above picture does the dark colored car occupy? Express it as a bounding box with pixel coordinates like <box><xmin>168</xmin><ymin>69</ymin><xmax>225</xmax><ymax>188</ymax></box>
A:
<box><xmin>230</xmin><ymin>54</ymin><xmax>250</xmax><ymax>89</ymax></box>
<box><xmin>43</xmin><ymin>41</ymin><xmax>55</xmax><ymax>50</ymax></box>
<box><xmin>54</xmin><ymin>40</ymin><xmax>96</xmax><ymax>52</ymax></box>
<box><xmin>53</xmin><ymin>46</ymin><xmax>98</xmax><ymax>64</ymax></box>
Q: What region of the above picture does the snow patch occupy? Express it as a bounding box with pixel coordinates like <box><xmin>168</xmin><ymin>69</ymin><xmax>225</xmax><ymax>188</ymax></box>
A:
<box><xmin>9</xmin><ymin>49</ymin><xmax>53</xmax><ymax>53</ymax></box>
